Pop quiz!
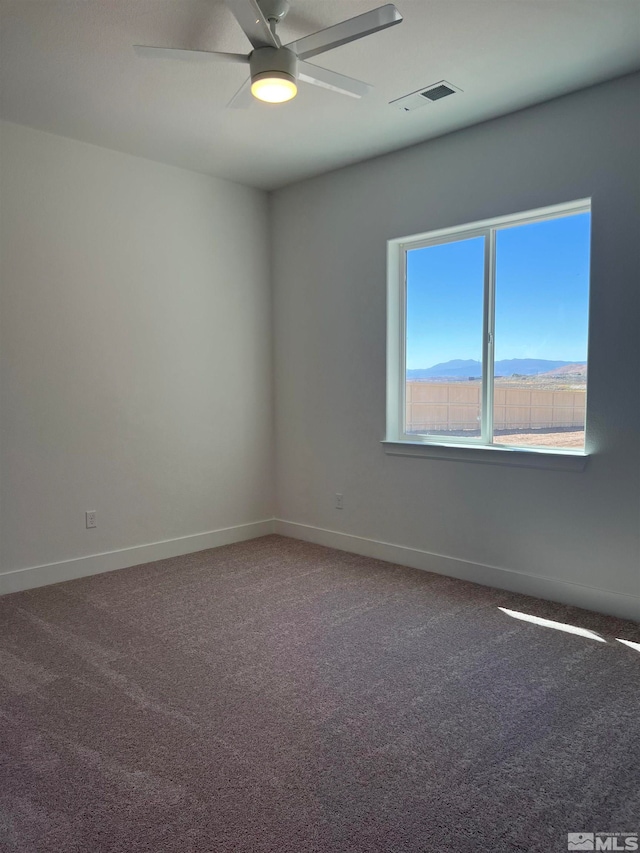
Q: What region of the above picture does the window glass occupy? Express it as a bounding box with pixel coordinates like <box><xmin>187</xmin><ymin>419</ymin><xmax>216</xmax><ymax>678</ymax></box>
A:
<box><xmin>406</xmin><ymin>236</ymin><xmax>485</xmax><ymax>439</ymax></box>
<box><xmin>493</xmin><ymin>213</ymin><xmax>590</xmax><ymax>450</ymax></box>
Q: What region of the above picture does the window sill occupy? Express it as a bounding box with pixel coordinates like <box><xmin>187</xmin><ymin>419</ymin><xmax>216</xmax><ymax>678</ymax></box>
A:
<box><xmin>382</xmin><ymin>439</ymin><xmax>588</xmax><ymax>471</ymax></box>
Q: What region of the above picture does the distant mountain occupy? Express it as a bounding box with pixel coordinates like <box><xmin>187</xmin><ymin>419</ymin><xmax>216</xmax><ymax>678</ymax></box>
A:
<box><xmin>407</xmin><ymin>359</ymin><xmax>586</xmax><ymax>380</ymax></box>
<box><xmin>407</xmin><ymin>359</ymin><xmax>481</xmax><ymax>379</ymax></box>
<box><xmin>538</xmin><ymin>363</ymin><xmax>587</xmax><ymax>378</ymax></box>
<box><xmin>493</xmin><ymin>359</ymin><xmax>586</xmax><ymax>377</ymax></box>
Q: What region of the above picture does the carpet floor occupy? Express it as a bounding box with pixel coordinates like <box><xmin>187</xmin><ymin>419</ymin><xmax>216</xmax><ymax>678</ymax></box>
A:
<box><xmin>0</xmin><ymin>534</ymin><xmax>638</xmax><ymax>853</ymax></box>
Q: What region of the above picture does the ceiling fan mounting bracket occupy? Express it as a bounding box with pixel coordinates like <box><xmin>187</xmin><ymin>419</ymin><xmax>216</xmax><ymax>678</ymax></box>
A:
<box><xmin>257</xmin><ymin>0</ymin><xmax>290</xmax><ymax>23</ymax></box>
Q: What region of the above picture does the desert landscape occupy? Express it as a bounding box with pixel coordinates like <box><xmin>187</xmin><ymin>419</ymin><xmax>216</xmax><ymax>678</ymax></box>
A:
<box><xmin>405</xmin><ymin>360</ymin><xmax>587</xmax><ymax>449</ymax></box>
<box><xmin>493</xmin><ymin>429</ymin><xmax>584</xmax><ymax>449</ymax></box>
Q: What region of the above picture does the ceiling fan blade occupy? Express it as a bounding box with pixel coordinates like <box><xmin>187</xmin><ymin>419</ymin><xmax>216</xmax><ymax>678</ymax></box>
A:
<box><xmin>298</xmin><ymin>62</ymin><xmax>372</xmax><ymax>99</ymax></box>
<box><xmin>284</xmin><ymin>4</ymin><xmax>402</xmax><ymax>61</ymax></box>
<box><xmin>227</xmin><ymin>78</ymin><xmax>254</xmax><ymax>109</ymax></box>
<box><xmin>134</xmin><ymin>46</ymin><xmax>249</xmax><ymax>64</ymax></box>
<box><xmin>224</xmin><ymin>0</ymin><xmax>279</xmax><ymax>49</ymax></box>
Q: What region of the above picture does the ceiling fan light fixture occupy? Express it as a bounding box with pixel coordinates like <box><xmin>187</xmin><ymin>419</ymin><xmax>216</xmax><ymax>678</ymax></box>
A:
<box><xmin>249</xmin><ymin>46</ymin><xmax>298</xmax><ymax>103</ymax></box>
<box><xmin>251</xmin><ymin>71</ymin><xmax>297</xmax><ymax>103</ymax></box>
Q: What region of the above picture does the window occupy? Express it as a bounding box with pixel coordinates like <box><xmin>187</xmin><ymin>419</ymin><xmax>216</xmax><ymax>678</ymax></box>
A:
<box><xmin>386</xmin><ymin>200</ymin><xmax>591</xmax><ymax>460</ymax></box>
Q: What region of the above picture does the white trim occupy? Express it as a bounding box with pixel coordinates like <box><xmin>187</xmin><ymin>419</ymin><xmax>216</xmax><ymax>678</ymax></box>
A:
<box><xmin>387</xmin><ymin>198</ymin><xmax>592</xmax><ymax>454</ymax></box>
<box><xmin>274</xmin><ymin>519</ymin><xmax>639</xmax><ymax>623</ymax></box>
<box><xmin>390</xmin><ymin>198</ymin><xmax>592</xmax><ymax>248</ymax></box>
<box><xmin>0</xmin><ymin>519</ymin><xmax>276</xmax><ymax>596</ymax></box>
<box><xmin>3</xmin><ymin>518</ymin><xmax>636</xmax><ymax>623</ymax></box>
<box><xmin>386</xmin><ymin>238</ymin><xmax>403</xmax><ymax>440</ymax></box>
<box><xmin>382</xmin><ymin>439</ymin><xmax>588</xmax><ymax>471</ymax></box>
<box><xmin>482</xmin><ymin>226</ymin><xmax>496</xmax><ymax>444</ymax></box>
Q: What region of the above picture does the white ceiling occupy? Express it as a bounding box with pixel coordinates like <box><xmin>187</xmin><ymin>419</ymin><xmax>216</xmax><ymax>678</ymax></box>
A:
<box><xmin>1</xmin><ymin>1</ymin><xmax>639</xmax><ymax>190</ymax></box>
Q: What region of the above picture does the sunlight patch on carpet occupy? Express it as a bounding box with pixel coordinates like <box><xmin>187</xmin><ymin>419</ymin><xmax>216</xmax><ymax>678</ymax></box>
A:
<box><xmin>498</xmin><ymin>607</ymin><xmax>607</xmax><ymax>642</ymax></box>
<box><xmin>616</xmin><ymin>638</ymin><xmax>640</xmax><ymax>653</ymax></box>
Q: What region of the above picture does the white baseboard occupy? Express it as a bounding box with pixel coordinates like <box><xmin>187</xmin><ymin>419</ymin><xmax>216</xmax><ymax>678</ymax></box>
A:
<box><xmin>274</xmin><ymin>519</ymin><xmax>640</xmax><ymax>623</ymax></box>
<box><xmin>0</xmin><ymin>519</ymin><xmax>276</xmax><ymax>596</ymax></box>
<box><xmin>3</xmin><ymin>518</ymin><xmax>637</xmax><ymax>623</ymax></box>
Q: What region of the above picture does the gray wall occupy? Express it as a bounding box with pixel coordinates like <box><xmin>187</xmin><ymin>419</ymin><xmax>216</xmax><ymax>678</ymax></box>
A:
<box><xmin>0</xmin><ymin>121</ymin><xmax>274</xmax><ymax>579</ymax></box>
<box><xmin>1</xmin><ymin>75</ymin><xmax>638</xmax><ymax>619</ymax></box>
<box><xmin>271</xmin><ymin>73</ymin><xmax>640</xmax><ymax>619</ymax></box>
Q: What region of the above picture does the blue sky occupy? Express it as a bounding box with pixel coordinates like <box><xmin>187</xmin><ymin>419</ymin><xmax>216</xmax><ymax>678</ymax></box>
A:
<box><xmin>405</xmin><ymin>212</ymin><xmax>591</xmax><ymax>370</ymax></box>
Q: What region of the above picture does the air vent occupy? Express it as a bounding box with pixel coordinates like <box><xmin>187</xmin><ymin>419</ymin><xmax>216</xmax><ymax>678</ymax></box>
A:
<box><xmin>421</xmin><ymin>83</ymin><xmax>456</xmax><ymax>101</ymax></box>
<box><xmin>390</xmin><ymin>80</ymin><xmax>462</xmax><ymax>112</ymax></box>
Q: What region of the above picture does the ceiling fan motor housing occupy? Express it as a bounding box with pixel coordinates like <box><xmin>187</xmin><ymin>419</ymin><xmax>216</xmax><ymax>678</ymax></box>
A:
<box><xmin>250</xmin><ymin>46</ymin><xmax>298</xmax><ymax>85</ymax></box>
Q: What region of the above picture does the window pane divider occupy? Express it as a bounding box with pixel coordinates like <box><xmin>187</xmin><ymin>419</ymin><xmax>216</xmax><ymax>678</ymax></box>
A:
<box><xmin>482</xmin><ymin>228</ymin><xmax>496</xmax><ymax>444</ymax></box>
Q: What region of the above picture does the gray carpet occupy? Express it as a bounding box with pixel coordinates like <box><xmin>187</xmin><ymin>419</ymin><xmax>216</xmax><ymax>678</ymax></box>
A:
<box><xmin>0</xmin><ymin>534</ymin><xmax>638</xmax><ymax>853</ymax></box>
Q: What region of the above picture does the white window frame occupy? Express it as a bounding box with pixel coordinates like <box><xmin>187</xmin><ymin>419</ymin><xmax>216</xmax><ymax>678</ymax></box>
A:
<box><xmin>384</xmin><ymin>199</ymin><xmax>591</xmax><ymax>471</ymax></box>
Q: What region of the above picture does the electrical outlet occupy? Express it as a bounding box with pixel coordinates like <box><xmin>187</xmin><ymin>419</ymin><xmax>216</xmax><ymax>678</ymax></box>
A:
<box><xmin>335</xmin><ymin>493</ymin><xmax>344</xmax><ymax>510</ymax></box>
<box><xmin>85</xmin><ymin>511</ymin><xmax>97</xmax><ymax>529</ymax></box>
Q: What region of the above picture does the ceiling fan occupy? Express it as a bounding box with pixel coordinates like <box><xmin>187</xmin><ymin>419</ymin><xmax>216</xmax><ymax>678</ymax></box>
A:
<box><xmin>134</xmin><ymin>0</ymin><xmax>402</xmax><ymax>106</ymax></box>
